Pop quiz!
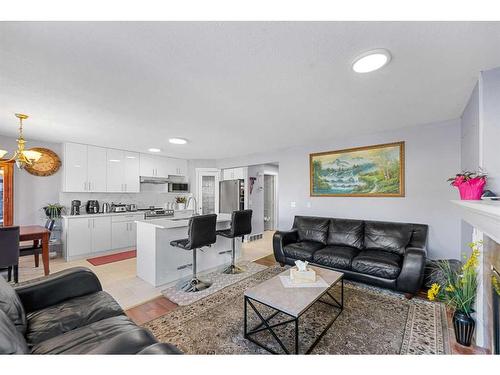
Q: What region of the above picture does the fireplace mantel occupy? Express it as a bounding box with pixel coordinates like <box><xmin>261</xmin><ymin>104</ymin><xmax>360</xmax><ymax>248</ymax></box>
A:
<box><xmin>452</xmin><ymin>200</ymin><xmax>500</xmax><ymax>244</ymax></box>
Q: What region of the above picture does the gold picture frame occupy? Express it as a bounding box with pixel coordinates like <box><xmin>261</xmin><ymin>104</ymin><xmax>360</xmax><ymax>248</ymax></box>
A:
<box><xmin>310</xmin><ymin>141</ymin><xmax>405</xmax><ymax>197</ymax></box>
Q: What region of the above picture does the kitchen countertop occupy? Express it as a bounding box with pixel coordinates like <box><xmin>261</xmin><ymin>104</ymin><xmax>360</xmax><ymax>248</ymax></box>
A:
<box><xmin>62</xmin><ymin>209</ymin><xmax>194</xmax><ymax>219</ymax></box>
<box><xmin>136</xmin><ymin>213</ymin><xmax>232</xmax><ymax>229</ymax></box>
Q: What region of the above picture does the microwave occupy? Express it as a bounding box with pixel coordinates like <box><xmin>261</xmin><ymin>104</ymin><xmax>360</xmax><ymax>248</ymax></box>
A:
<box><xmin>168</xmin><ymin>182</ymin><xmax>189</xmax><ymax>193</ymax></box>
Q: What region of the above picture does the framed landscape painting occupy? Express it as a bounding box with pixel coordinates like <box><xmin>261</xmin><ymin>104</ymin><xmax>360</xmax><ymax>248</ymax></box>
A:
<box><xmin>310</xmin><ymin>141</ymin><xmax>405</xmax><ymax>197</ymax></box>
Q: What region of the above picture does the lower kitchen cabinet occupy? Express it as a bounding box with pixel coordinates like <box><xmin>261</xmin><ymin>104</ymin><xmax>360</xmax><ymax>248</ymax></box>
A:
<box><xmin>65</xmin><ymin>216</ymin><xmax>112</xmax><ymax>260</ymax></box>
<box><xmin>111</xmin><ymin>214</ymin><xmax>142</xmax><ymax>250</ymax></box>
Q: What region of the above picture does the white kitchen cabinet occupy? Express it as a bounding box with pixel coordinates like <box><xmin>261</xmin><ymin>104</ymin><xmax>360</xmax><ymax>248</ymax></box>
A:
<box><xmin>140</xmin><ymin>154</ymin><xmax>162</xmax><ymax>177</ymax></box>
<box><xmin>222</xmin><ymin>167</ymin><xmax>245</xmax><ymax>181</ymax></box>
<box><xmin>87</xmin><ymin>146</ymin><xmax>107</xmax><ymax>192</ymax></box>
<box><xmin>171</xmin><ymin>158</ymin><xmax>188</xmax><ymax>176</ymax></box>
<box><xmin>63</xmin><ymin>143</ymin><xmax>107</xmax><ymax>192</ymax></box>
<box><xmin>66</xmin><ymin>217</ymin><xmax>91</xmax><ymax>257</ymax></box>
<box><xmin>63</xmin><ymin>143</ymin><xmax>88</xmax><ymax>192</ymax></box>
<box><xmin>64</xmin><ymin>216</ymin><xmax>112</xmax><ymax>259</ymax></box>
<box><xmin>106</xmin><ymin>150</ymin><xmax>140</xmax><ymax>192</ymax></box>
<box><xmin>124</xmin><ymin>151</ymin><xmax>140</xmax><ymax>192</ymax></box>
<box><xmin>111</xmin><ymin>214</ymin><xmax>142</xmax><ymax>249</ymax></box>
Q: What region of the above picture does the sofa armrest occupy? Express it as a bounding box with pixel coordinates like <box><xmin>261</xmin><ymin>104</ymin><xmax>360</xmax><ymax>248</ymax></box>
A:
<box><xmin>273</xmin><ymin>229</ymin><xmax>298</xmax><ymax>263</ymax></box>
<box><xmin>396</xmin><ymin>247</ymin><xmax>427</xmax><ymax>294</ymax></box>
<box><xmin>138</xmin><ymin>343</ymin><xmax>183</xmax><ymax>355</ymax></box>
<box><xmin>15</xmin><ymin>267</ymin><xmax>102</xmax><ymax>313</ymax></box>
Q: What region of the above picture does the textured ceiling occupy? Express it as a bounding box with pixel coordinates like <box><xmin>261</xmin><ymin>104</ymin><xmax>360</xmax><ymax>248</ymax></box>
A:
<box><xmin>1</xmin><ymin>21</ymin><xmax>500</xmax><ymax>159</ymax></box>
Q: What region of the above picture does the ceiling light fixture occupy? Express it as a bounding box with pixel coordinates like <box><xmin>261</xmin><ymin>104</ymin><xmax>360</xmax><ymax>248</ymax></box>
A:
<box><xmin>352</xmin><ymin>49</ymin><xmax>391</xmax><ymax>73</ymax></box>
<box><xmin>148</xmin><ymin>148</ymin><xmax>161</xmax><ymax>153</ymax></box>
<box><xmin>169</xmin><ymin>138</ymin><xmax>188</xmax><ymax>145</ymax></box>
<box><xmin>0</xmin><ymin>114</ymin><xmax>42</xmax><ymax>169</ymax></box>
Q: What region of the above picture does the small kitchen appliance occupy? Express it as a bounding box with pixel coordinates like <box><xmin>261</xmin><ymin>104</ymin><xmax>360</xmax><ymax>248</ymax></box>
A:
<box><xmin>101</xmin><ymin>202</ymin><xmax>111</xmax><ymax>213</ymax></box>
<box><xmin>70</xmin><ymin>200</ymin><xmax>81</xmax><ymax>215</ymax></box>
<box><xmin>85</xmin><ymin>200</ymin><xmax>99</xmax><ymax>214</ymax></box>
<box><xmin>111</xmin><ymin>203</ymin><xmax>127</xmax><ymax>212</ymax></box>
<box><xmin>168</xmin><ymin>182</ymin><xmax>189</xmax><ymax>193</ymax></box>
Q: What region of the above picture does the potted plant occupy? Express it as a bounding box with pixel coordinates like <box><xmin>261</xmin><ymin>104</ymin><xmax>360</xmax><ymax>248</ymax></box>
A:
<box><xmin>427</xmin><ymin>241</ymin><xmax>480</xmax><ymax>346</ymax></box>
<box><xmin>43</xmin><ymin>203</ymin><xmax>65</xmax><ymax>219</ymax></box>
<box><xmin>447</xmin><ymin>169</ymin><xmax>487</xmax><ymax>200</ymax></box>
<box><xmin>175</xmin><ymin>196</ymin><xmax>187</xmax><ymax>210</ymax></box>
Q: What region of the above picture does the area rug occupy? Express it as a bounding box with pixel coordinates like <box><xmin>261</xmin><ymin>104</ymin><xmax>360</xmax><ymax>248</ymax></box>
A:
<box><xmin>162</xmin><ymin>261</ymin><xmax>267</xmax><ymax>306</ymax></box>
<box><xmin>86</xmin><ymin>250</ymin><xmax>136</xmax><ymax>266</ymax></box>
<box><xmin>146</xmin><ymin>265</ymin><xmax>450</xmax><ymax>354</ymax></box>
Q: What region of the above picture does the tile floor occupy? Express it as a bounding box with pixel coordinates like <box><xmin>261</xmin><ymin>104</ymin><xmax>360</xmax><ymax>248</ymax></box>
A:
<box><xmin>16</xmin><ymin>230</ymin><xmax>275</xmax><ymax>309</ymax></box>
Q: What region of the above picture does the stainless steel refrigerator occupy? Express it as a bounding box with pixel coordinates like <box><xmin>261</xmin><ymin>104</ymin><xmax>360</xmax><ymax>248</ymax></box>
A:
<box><xmin>219</xmin><ymin>179</ymin><xmax>244</xmax><ymax>213</ymax></box>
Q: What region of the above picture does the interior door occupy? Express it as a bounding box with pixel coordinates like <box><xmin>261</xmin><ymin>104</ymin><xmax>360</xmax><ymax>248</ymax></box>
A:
<box><xmin>196</xmin><ymin>169</ymin><xmax>220</xmax><ymax>215</ymax></box>
<box><xmin>0</xmin><ymin>162</ymin><xmax>13</xmax><ymax>226</ymax></box>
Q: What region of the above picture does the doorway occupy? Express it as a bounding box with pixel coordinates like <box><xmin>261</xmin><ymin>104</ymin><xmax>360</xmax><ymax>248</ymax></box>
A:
<box><xmin>195</xmin><ymin>168</ymin><xmax>220</xmax><ymax>215</ymax></box>
<box><xmin>0</xmin><ymin>161</ymin><xmax>13</xmax><ymax>226</ymax></box>
<box><xmin>264</xmin><ymin>174</ymin><xmax>277</xmax><ymax>231</ymax></box>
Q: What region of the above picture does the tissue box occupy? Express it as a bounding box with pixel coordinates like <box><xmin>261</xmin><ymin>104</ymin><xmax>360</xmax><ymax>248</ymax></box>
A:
<box><xmin>290</xmin><ymin>268</ymin><xmax>316</xmax><ymax>283</ymax></box>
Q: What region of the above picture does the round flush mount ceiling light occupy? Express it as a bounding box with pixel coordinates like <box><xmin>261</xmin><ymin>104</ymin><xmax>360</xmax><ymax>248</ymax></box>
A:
<box><xmin>169</xmin><ymin>137</ymin><xmax>188</xmax><ymax>145</ymax></box>
<box><xmin>148</xmin><ymin>148</ymin><xmax>161</xmax><ymax>153</ymax></box>
<box><xmin>352</xmin><ymin>49</ymin><xmax>391</xmax><ymax>73</ymax></box>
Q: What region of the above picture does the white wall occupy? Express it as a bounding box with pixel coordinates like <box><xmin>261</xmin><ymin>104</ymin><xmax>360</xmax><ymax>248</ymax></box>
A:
<box><xmin>0</xmin><ymin>134</ymin><xmax>62</xmax><ymax>225</ymax></box>
<box><xmin>480</xmin><ymin>67</ymin><xmax>500</xmax><ymax>193</ymax></box>
<box><xmin>460</xmin><ymin>82</ymin><xmax>480</xmax><ymax>255</ymax></box>
<box><xmin>247</xmin><ymin>163</ymin><xmax>279</xmax><ymax>235</ymax></box>
<box><xmin>218</xmin><ymin>120</ymin><xmax>462</xmax><ymax>260</ymax></box>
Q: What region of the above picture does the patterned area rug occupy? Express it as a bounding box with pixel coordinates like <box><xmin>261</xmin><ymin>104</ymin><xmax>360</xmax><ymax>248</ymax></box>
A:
<box><xmin>147</xmin><ymin>265</ymin><xmax>450</xmax><ymax>354</ymax></box>
<box><xmin>162</xmin><ymin>261</ymin><xmax>267</xmax><ymax>306</ymax></box>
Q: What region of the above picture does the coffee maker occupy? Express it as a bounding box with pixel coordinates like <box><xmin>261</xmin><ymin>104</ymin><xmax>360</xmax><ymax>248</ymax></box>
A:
<box><xmin>86</xmin><ymin>200</ymin><xmax>99</xmax><ymax>214</ymax></box>
<box><xmin>70</xmin><ymin>200</ymin><xmax>81</xmax><ymax>215</ymax></box>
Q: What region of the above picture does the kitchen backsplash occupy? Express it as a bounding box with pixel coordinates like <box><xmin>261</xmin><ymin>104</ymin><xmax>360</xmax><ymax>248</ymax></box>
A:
<box><xmin>59</xmin><ymin>192</ymin><xmax>193</xmax><ymax>212</ymax></box>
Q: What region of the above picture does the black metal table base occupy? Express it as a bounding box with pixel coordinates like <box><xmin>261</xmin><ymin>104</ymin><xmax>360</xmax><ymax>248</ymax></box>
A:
<box><xmin>244</xmin><ymin>277</ymin><xmax>343</xmax><ymax>354</ymax></box>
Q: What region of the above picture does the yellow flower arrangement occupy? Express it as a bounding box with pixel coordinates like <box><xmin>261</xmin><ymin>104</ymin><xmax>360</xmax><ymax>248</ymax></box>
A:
<box><xmin>427</xmin><ymin>283</ymin><xmax>440</xmax><ymax>301</ymax></box>
<box><xmin>427</xmin><ymin>241</ymin><xmax>480</xmax><ymax>317</ymax></box>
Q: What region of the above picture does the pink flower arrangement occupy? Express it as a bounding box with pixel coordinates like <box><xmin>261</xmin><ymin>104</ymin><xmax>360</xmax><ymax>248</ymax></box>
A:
<box><xmin>448</xmin><ymin>170</ymin><xmax>487</xmax><ymax>200</ymax></box>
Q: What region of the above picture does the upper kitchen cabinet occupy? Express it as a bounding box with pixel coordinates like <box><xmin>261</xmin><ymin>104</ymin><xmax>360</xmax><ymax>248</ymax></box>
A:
<box><xmin>140</xmin><ymin>154</ymin><xmax>187</xmax><ymax>178</ymax></box>
<box><xmin>63</xmin><ymin>143</ymin><xmax>107</xmax><ymax>192</ymax></box>
<box><xmin>222</xmin><ymin>167</ymin><xmax>246</xmax><ymax>181</ymax></box>
<box><xmin>106</xmin><ymin>149</ymin><xmax>140</xmax><ymax>192</ymax></box>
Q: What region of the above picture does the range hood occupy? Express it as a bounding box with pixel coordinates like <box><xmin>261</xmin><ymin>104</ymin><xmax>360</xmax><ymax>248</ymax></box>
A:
<box><xmin>140</xmin><ymin>176</ymin><xmax>170</xmax><ymax>184</ymax></box>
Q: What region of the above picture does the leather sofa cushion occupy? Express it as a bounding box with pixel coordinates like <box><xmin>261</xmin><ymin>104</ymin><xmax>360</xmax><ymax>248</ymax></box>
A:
<box><xmin>351</xmin><ymin>250</ymin><xmax>402</xmax><ymax>279</ymax></box>
<box><xmin>364</xmin><ymin>221</ymin><xmax>412</xmax><ymax>255</ymax></box>
<box><xmin>0</xmin><ymin>275</ymin><xmax>27</xmax><ymax>335</ymax></box>
<box><xmin>283</xmin><ymin>241</ymin><xmax>324</xmax><ymax>261</ymax></box>
<box><xmin>26</xmin><ymin>291</ymin><xmax>124</xmax><ymax>345</ymax></box>
<box><xmin>31</xmin><ymin>315</ymin><xmax>152</xmax><ymax>354</ymax></box>
<box><xmin>293</xmin><ymin>216</ymin><xmax>329</xmax><ymax>245</ymax></box>
<box><xmin>313</xmin><ymin>246</ymin><xmax>360</xmax><ymax>270</ymax></box>
<box><xmin>0</xmin><ymin>309</ymin><xmax>29</xmax><ymax>354</ymax></box>
<box><xmin>327</xmin><ymin>219</ymin><xmax>364</xmax><ymax>249</ymax></box>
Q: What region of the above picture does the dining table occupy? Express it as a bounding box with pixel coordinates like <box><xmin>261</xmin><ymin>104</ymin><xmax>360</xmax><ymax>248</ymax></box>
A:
<box><xmin>20</xmin><ymin>225</ymin><xmax>51</xmax><ymax>276</ymax></box>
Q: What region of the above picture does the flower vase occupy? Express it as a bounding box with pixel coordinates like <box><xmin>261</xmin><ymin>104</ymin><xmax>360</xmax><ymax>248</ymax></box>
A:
<box><xmin>455</xmin><ymin>177</ymin><xmax>485</xmax><ymax>200</ymax></box>
<box><xmin>177</xmin><ymin>203</ymin><xmax>186</xmax><ymax>210</ymax></box>
<box><xmin>453</xmin><ymin>311</ymin><xmax>475</xmax><ymax>347</ymax></box>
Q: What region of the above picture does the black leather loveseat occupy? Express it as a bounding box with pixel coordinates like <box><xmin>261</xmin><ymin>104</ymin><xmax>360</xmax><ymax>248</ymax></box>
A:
<box><xmin>0</xmin><ymin>267</ymin><xmax>181</xmax><ymax>354</ymax></box>
<box><xmin>273</xmin><ymin>216</ymin><xmax>428</xmax><ymax>296</ymax></box>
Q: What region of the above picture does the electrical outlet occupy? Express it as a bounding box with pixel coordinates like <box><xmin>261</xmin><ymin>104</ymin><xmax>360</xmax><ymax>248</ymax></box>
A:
<box><xmin>306</xmin><ymin>202</ymin><xmax>311</xmax><ymax>208</ymax></box>
<box><xmin>290</xmin><ymin>201</ymin><xmax>296</xmax><ymax>208</ymax></box>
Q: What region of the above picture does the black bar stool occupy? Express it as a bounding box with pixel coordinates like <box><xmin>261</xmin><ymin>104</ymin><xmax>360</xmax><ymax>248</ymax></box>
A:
<box><xmin>217</xmin><ymin>209</ymin><xmax>252</xmax><ymax>274</ymax></box>
<box><xmin>170</xmin><ymin>214</ymin><xmax>217</xmax><ymax>292</ymax></box>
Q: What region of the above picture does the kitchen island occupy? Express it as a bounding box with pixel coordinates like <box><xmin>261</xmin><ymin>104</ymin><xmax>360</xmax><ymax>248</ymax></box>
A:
<box><xmin>136</xmin><ymin>213</ymin><xmax>241</xmax><ymax>287</ymax></box>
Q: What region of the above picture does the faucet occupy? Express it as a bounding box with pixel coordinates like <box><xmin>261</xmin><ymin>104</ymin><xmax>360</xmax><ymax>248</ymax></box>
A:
<box><xmin>187</xmin><ymin>196</ymin><xmax>199</xmax><ymax>215</ymax></box>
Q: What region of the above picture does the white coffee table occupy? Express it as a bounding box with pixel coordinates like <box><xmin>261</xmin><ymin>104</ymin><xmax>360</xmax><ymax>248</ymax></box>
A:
<box><xmin>244</xmin><ymin>265</ymin><xmax>344</xmax><ymax>354</ymax></box>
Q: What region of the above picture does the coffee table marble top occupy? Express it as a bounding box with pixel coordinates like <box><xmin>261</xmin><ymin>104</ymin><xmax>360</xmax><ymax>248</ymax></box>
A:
<box><xmin>244</xmin><ymin>266</ymin><xmax>343</xmax><ymax>317</ymax></box>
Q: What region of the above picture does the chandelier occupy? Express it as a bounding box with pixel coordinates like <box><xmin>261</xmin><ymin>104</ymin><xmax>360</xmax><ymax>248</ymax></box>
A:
<box><xmin>0</xmin><ymin>114</ymin><xmax>42</xmax><ymax>169</ymax></box>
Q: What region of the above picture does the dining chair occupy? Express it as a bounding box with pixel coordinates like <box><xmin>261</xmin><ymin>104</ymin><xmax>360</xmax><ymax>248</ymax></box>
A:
<box><xmin>19</xmin><ymin>219</ymin><xmax>55</xmax><ymax>267</ymax></box>
<box><xmin>0</xmin><ymin>226</ymin><xmax>20</xmax><ymax>283</ymax></box>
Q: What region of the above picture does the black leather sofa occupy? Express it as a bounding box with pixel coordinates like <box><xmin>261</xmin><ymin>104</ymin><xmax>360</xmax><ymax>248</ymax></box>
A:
<box><xmin>273</xmin><ymin>216</ymin><xmax>428</xmax><ymax>296</ymax></box>
<box><xmin>0</xmin><ymin>267</ymin><xmax>181</xmax><ymax>354</ymax></box>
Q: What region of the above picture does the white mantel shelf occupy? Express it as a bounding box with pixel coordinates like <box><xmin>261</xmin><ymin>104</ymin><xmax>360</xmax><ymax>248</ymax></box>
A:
<box><xmin>452</xmin><ymin>200</ymin><xmax>500</xmax><ymax>243</ymax></box>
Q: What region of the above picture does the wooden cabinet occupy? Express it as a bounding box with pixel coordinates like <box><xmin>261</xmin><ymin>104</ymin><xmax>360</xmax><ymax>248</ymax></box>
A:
<box><xmin>63</xmin><ymin>143</ymin><xmax>107</xmax><ymax>192</ymax></box>
<box><xmin>64</xmin><ymin>216</ymin><xmax>112</xmax><ymax>260</ymax></box>
<box><xmin>106</xmin><ymin>149</ymin><xmax>140</xmax><ymax>192</ymax></box>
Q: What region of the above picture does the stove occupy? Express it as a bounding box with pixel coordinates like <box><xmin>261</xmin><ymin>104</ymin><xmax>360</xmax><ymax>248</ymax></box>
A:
<box><xmin>141</xmin><ymin>207</ymin><xmax>175</xmax><ymax>219</ymax></box>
